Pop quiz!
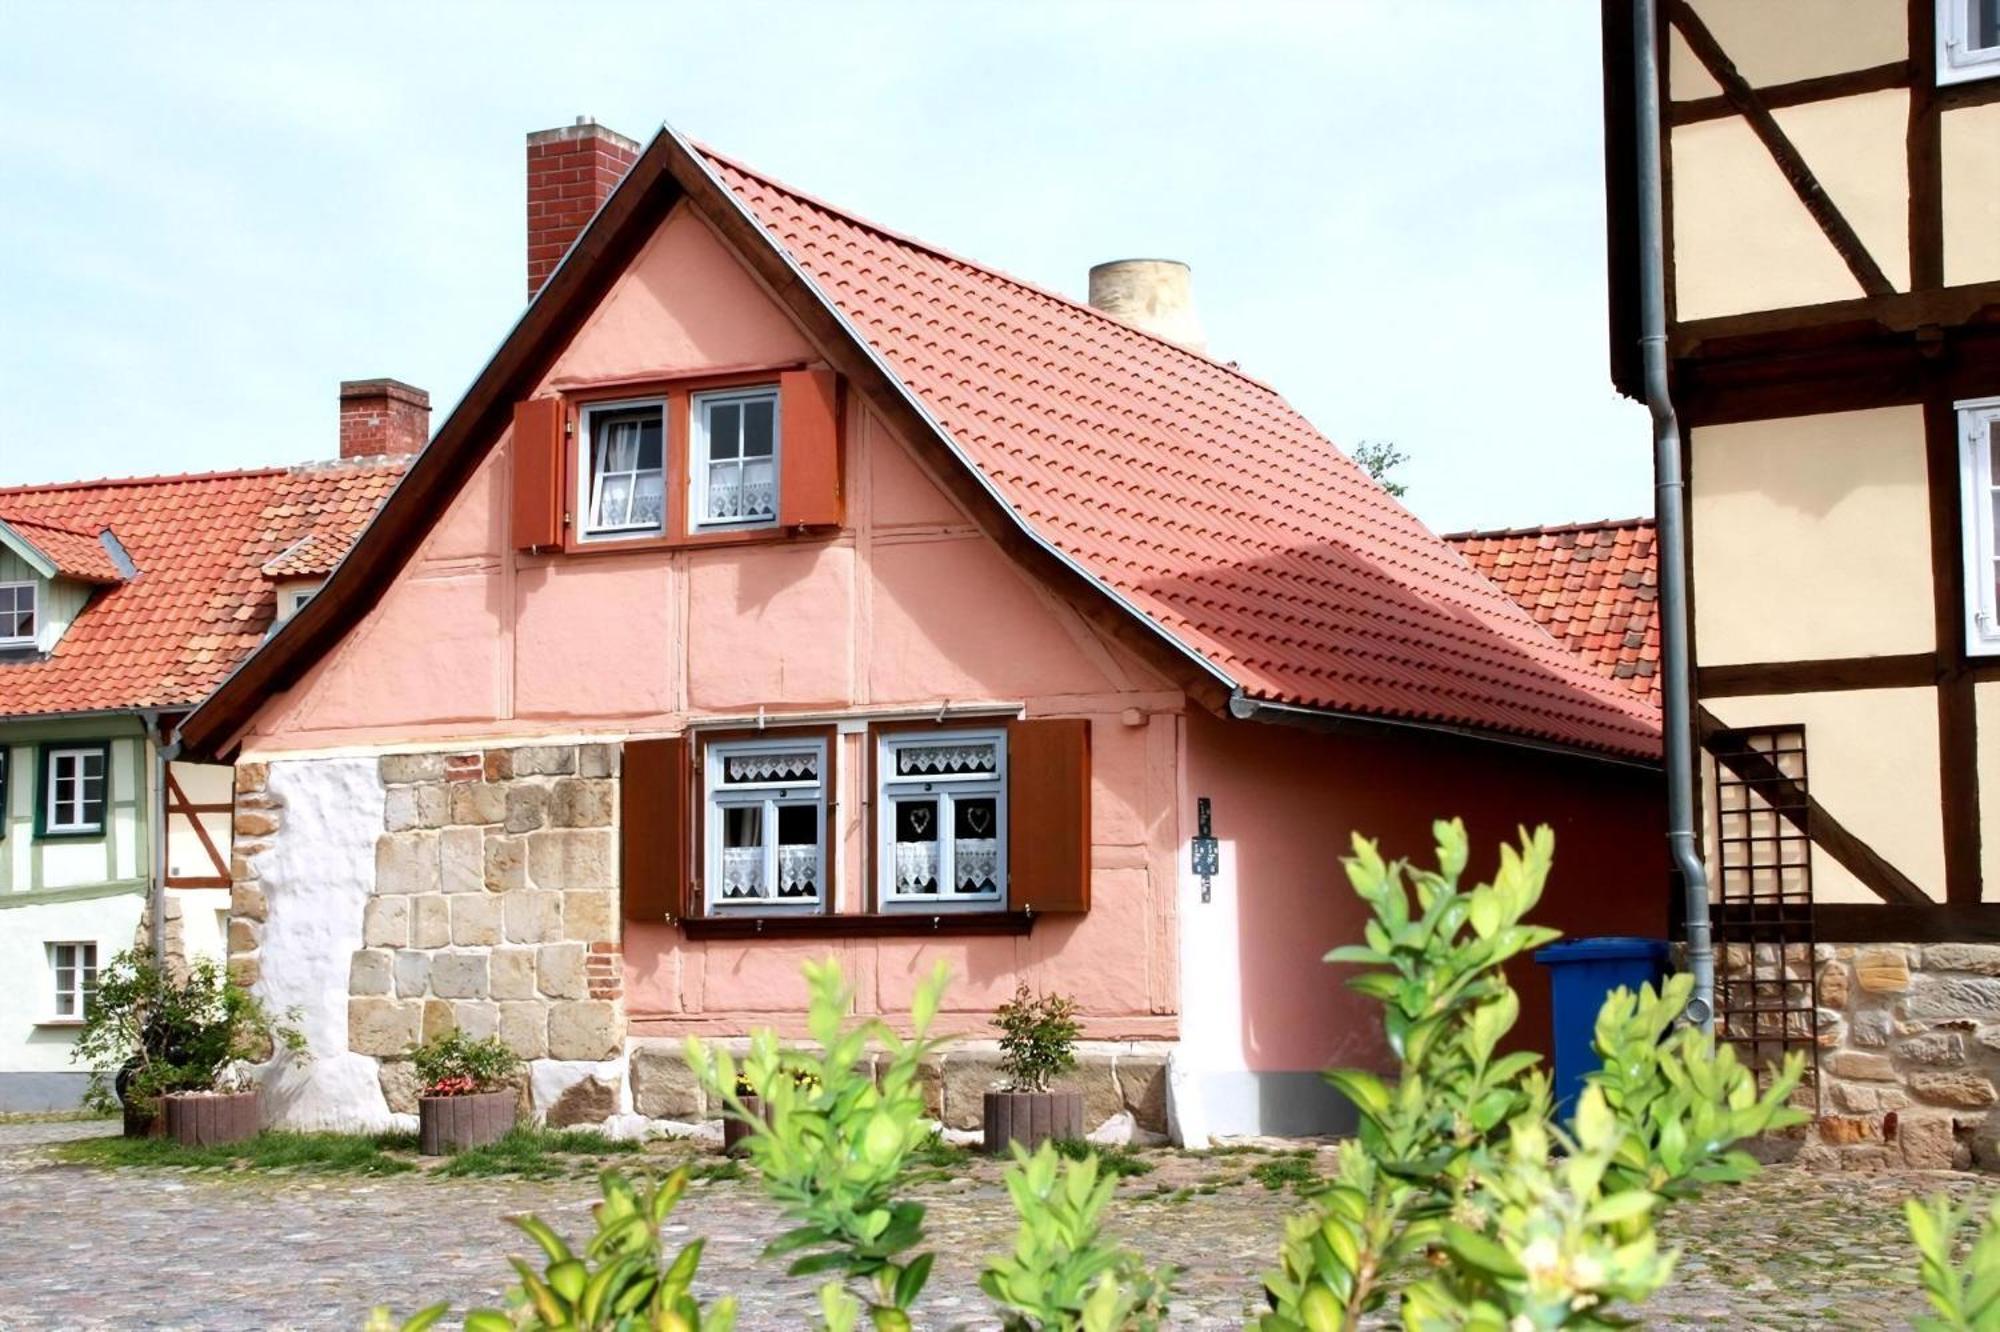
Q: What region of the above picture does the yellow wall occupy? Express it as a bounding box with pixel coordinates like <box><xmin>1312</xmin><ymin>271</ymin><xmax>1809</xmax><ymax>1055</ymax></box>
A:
<box><xmin>1685</xmin><ymin>0</ymin><xmax>1905</xmax><ymax>87</ymax></box>
<box><xmin>1691</xmin><ymin>406</ymin><xmax>1934</xmax><ymax>664</ymax></box>
<box><xmin>1944</xmin><ymin>102</ymin><xmax>2000</xmax><ymax>289</ymax></box>
<box><xmin>1976</xmin><ymin>682</ymin><xmax>2000</xmax><ymax>901</ymax></box>
<box><xmin>1707</xmin><ymin>688</ymin><xmax>1944</xmax><ymax>904</ymax></box>
<box><xmin>1773</xmin><ymin>90</ymin><xmax>1911</xmax><ymax>292</ymax></box>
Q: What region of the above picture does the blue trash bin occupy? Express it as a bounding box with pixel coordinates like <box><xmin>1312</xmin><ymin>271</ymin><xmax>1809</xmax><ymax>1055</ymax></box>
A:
<box><xmin>1534</xmin><ymin>937</ymin><xmax>1671</xmax><ymax>1121</ymax></box>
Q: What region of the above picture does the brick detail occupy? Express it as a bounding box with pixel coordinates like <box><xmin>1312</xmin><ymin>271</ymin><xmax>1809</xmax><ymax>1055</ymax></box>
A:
<box><xmin>338</xmin><ymin>379</ymin><xmax>430</xmax><ymax>460</ymax></box>
<box><xmin>444</xmin><ymin>752</ymin><xmax>484</xmax><ymax>783</ymax></box>
<box><xmin>586</xmin><ymin>941</ymin><xmax>623</xmax><ymax>1001</ymax></box>
<box><xmin>525</xmin><ymin>120</ymin><xmax>641</xmax><ymax>300</ymax></box>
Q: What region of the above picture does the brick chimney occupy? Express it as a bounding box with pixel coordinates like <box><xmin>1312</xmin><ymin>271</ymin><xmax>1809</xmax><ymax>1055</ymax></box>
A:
<box><xmin>338</xmin><ymin>379</ymin><xmax>430</xmax><ymax>459</ymax></box>
<box><xmin>526</xmin><ymin>117</ymin><xmax>641</xmax><ymax>300</ymax></box>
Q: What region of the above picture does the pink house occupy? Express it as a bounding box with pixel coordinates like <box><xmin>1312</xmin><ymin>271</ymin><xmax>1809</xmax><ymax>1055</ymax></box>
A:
<box><xmin>178</xmin><ymin>121</ymin><xmax>1664</xmax><ymax>1140</ymax></box>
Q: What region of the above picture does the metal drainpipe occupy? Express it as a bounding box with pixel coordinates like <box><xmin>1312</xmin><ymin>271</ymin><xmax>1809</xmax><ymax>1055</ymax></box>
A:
<box><xmin>1633</xmin><ymin>0</ymin><xmax>1715</xmax><ymax>1032</ymax></box>
<box><xmin>143</xmin><ymin>711</ymin><xmax>170</xmax><ymax>966</ymax></box>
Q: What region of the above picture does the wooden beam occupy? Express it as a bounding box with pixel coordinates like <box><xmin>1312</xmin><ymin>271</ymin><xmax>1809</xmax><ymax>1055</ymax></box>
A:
<box><xmin>163</xmin><ymin>768</ymin><xmax>229</xmax><ymax>885</ymax></box>
<box><xmin>1910</xmin><ymin>0</ymin><xmax>1944</xmax><ymax>292</ymax></box>
<box><xmin>1813</xmin><ymin>904</ymin><xmax>2000</xmax><ymax>942</ymax></box>
<box><xmin>1670</xmin><ymin>60</ymin><xmax>1911</xmax><ymax>126</ymax></box>
<box><xmin>1701</xmin><ymin>710</ymin><xmax>1933</xmax><ymax>906</ymax></box>
<box><xmin>1923</xmin><ymin>390</ymin><xmax>1984</xmax><ymax>902</ymax></box>
<box><xmin>1667</xmin><ymin>0</ymin><xmax>1895</xmax><ymax>298</ymax></box>
<box><xmin>1698</xmin><ymin>653</ymin><xmax>1938</xmax><ymax>696</ymax></box>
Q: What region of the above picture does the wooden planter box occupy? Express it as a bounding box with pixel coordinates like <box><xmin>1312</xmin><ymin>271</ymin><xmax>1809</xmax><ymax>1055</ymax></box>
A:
<box><xmin>162</xmin><ymin>1091</ymin><xmax>260</xmax><ymax>1147</ymax></box>
<box><xmin>122</xmin><ymin>1097</ymin><xmax>164</xmax><ymax>1140</ymax></box>
<box><xmin>983</xmin><ymin>1090</ymin><xmax>1084</xmax><ymax>1154</ymax></box>
<box><xmin>419</xmin><ymin>1090</ymin><xmax>516</xmax><ymax>1156</ymax></box>
<box><xmin>724</xmin><ymin>1094</ymin><xmax>773</xmax><ymax>1156</ymax></box>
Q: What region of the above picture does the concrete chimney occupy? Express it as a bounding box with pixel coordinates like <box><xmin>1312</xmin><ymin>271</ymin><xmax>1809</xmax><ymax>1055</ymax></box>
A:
<box><xmin>526</xmin><ymin>117</ymin><xmax>641</xmax><ymax>300</ymax></box>
<box><xmin>338</xmin><ymin>379</ymin><xmax>430</xmax><ymax>459</ymax></box>
<box><xmin>1086</xmin><ymin>259</ymin><xmax>1207</xmax><ymax>353</ymax></box>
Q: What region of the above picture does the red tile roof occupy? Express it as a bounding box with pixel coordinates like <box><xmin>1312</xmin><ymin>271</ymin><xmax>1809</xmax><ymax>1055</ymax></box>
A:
<box><xmin>701</xmin><ymin>147</ymin><xmax>1662</xmax><ymax>759</ymax></box>
<box><xmin>0</xmin><ymin>514</ymin><xmax>126</xmax><ymax>584</ymax></box>
<box><xmin>1446</xmin><ymin>519</ymin><xmax>1659</xmax><ymax>699</ymax></box>
<box><xmin>0</xmin><ymin>461</ymin><xmax>405</xmax><ymax>717</ymax></box>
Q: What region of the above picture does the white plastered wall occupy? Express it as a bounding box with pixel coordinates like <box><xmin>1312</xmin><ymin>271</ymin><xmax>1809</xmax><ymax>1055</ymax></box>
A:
<box><xmin>0</xmin><ymin>892</ymin><xmax>143</xmax><ymax>1075</ymax></box>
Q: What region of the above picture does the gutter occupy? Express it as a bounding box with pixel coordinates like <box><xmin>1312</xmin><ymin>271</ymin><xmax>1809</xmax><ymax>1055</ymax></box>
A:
<box><xmin>1227</xmin><ymin>691</ymin><xmax>1660</xmax><ymax>772</ymax></box>
<box><xmin>1633</xmin><ymin>0</ymin><xmax>1715</xmax><ymax>1031</ymax></box>
<box><xmin>141</xmin><ymin>709</ymin><xmax>175</xmax><ymax>966</ymax></box>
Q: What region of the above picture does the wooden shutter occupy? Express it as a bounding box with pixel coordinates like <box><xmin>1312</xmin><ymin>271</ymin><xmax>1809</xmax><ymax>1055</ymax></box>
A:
<box><xmin>511</xmin><ymin>397</ymin><xmax>566</xmax><ymax>552</ymax></box>
<box><xmin>778</xmin><ymin>369</ymin><xmax>842</xmax><ymax>528</ymax></box>
<box><xmin>620</xmin><ymin>737</ymin><xmax>693</xmax><ymax>922</ymax></box>
<box><xmin>1006</xmin><ymin>718</ymin><xmax>1091</xmax><ymax>913</ymax></box>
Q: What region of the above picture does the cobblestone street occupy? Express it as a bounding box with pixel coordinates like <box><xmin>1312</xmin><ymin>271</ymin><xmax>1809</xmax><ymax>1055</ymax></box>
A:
<box><xmin>2</xmin><ymin>1118</ymin><xmax>1996</xmax><ymax>1329</ymax></box>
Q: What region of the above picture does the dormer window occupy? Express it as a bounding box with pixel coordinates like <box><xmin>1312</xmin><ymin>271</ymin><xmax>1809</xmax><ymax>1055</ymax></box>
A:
<box><xmin>0</xmin><ymin>582</ymin><xmax>35</xmax><ymax>648</ymax></box>
<box><xmin>1940</xmin><ymin>0</ymin><xmax>2000</xmax><ymax>83</ymax></box>
<box><xmin>691</xmin><ymin>387</ymin><xmax>779</xmax><ymax>531</ymax></box>
<box><xmin>580</xmin><ymin>401</ymin><xmax>666</xmax><ymax>540</ymax></box>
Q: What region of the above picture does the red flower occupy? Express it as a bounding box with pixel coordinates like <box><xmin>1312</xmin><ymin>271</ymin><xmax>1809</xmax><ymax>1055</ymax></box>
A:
<box><xmin>426</xmin><ymin>1075</ymin><xmax>479</xmax><ymax>1097</ymax></box>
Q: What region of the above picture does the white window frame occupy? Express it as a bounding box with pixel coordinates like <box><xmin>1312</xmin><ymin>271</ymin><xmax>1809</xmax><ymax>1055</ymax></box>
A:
<box><xmin>44</xmin><ymin>745</ymin><xmax>107</xmax><ymax>836</ymax></box>
<box><xmin>1939</xmin><ymin>0</ymin><xmax>2000</xmax><ymax>84</ymax></box>
<box><xmin>0</xmin><ymin>581</ymin><xmax>36</xmax><ymax>648</ymax></box>
<box><xmin>689</xmin><ymin>385</ymin><xmax>781</xmax><ymax>534</ymax></box>
<box><xmin>280</xmin><ymin>583</ymin><xmax>320</xmax><ymax>621</ymax></box>
<box><xmin>703</xmin><ymin>734</ymin><xmax>829</xmax><ymax>914</ymax></box>
<box><xmin>577</xmin><ymin>398</ymin><xmax>668</xmax><ymax>541</ymax></box>
<box><xmin>1960</xmin><ymin>397</ymin><xmax>2000</xmax><ymax>654</ymax></box>
<box><xmin>47</xmin><ymin>941</ymin><xmax>97</xmax><ymax>1021</ymax></box>
<box><xmin>876</xmin><ymin>728</ymin><xmax>1008</xmax><ymax>911</ymax></box>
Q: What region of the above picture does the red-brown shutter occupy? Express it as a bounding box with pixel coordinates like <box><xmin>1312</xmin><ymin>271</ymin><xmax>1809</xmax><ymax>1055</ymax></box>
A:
<box><xmin>778</xmin><ymin>369</ymin><xmax>842</xmax><ymax>528</ymax></box>
<box><xmin>1006</xmin><ymin>718</ymin><xmax>1091</xmax><ymax>913</ymax></box>
<box><xmin>511</xmin><ymin>396</ymin><xmax>566</xmax><ymax>552</ymax></box>
<box><xmin>620</xmin><ymin>737</ymin><xmax>693</xmax><ymax>922</ymax></box>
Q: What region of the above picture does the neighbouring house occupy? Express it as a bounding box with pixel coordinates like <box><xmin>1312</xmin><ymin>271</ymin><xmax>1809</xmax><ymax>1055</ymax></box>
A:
<box><xmin>0</xmin><ymin>382</ymin><xmax>418</xmax><ymax>1109</ymax></box>
<box><xmin>1447</xmin><ymin>518</ymin><xmax>1660</xmax><ymax>699</ymax></box>
<box><xmin>1602</xmin><ymin>0</ymin><xmax>2000</xmax><ymax>1166</ymax></box>
<box><xmin>175</xmin><ymin>120</ymin><xmax>1666</xmax><ymax>1141</ymax></box>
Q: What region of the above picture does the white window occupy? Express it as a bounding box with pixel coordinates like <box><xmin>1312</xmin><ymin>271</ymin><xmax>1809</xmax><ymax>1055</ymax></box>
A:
<box><xmin>1940</xmin><ymin>0</ymin><xmax>2000</xmax><ymax>83</ymax></box>
<box><xmin>49</xmin><ymin>942</ymin><xmax>97</xmax><ymax>1019</ymax></box>
<box><xmin>691</xmin><ymin>386</ymin><xmax>779</xmax><ymax>531</ymax></box>
<box><xmin>0</xmin><ymin>582</ymin><xmax>36</xmax><ymax>648</ymax></box>
<box><xmin>704</xmin><ymin>736</ymin><xmax>827</xmax><ymax>911</ymax></box>
<box><xmin>580</xmin><ymin>400</ymin><xmax>666</xmax><ymax>539</ymax></box>
<box><xmin>44</xmin><ymin>746</ymin><xmax>107</xmax><ymax>835</ymax></box>
<box><xmin>1961</xmin><ymin>398</ymin><xmax>2000</xmax><ymax>654</ymax></box>
<box><xmin>876</xmin><ymin>729</ymin><xmax>1006</xmax><ymax>909</ymax></box>
<box><xmin>278</xmin><ymin>583</ymin><xmax>320</xmax><ymax>623</ymax></box>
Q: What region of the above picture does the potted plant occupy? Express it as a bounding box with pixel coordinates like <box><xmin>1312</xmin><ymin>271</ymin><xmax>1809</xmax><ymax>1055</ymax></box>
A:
<box><xmin>983</xmin><ymin>983</ymin><xmax>1084</xmax><ymax>1153</ymax></box>
<box><xmin>73</xmin><ymin>948</ymin><xmax>299</xmax><ymax>1144</ymax></box>
<box><xmin>412</xmin><ymin>1030</ymin><xmax>520</xmax><ymax>1155</ymax></box>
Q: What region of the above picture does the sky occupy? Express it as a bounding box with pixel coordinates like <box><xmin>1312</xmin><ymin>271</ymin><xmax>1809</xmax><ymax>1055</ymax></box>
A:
<box><xmin>0</xmin><ymin>0</ymin><xmax>1651</xmax><ymax>535</ymax></box>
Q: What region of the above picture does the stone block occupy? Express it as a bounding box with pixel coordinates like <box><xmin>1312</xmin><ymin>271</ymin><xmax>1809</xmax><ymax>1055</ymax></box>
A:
<box><xmin>348</xmin><ymin>996</ymin><xmax>421</xmax><ymax>1056</ymax></box>
<box><xmin>430</xmin><ymin>952</ymin><xmax>491</xmax><ymax>999</ymax></box>
<box><xmin>549</xmin><ymin>778</ymin><xmax>615</xmax><ymax>828</ymax></box>
<box><xmin>547</xmin><ymin>1074</ymin><xmax>621</xmax><ymax>1127</ymax></box>
<box><xmin>228</xmin><ymin>954</ymin><xmax>261</xmax><ymax>988</ymax></box>
<box><xmin>1898</xmin><ymin>1032</ymin><xmax>1966</xmax><ymax>1066</ymax></box>
<box><xmin>385</xmin><ymin>786</ymin><xmax>422</xmax><ymax>833</ymax></box>
<box><xmin>1898</xmin><ymin>1114</ymin><xmax>1962</xmax><ymax>1169</ymax></box>
<box><xmin>451</xmin><ymin>1000</ymin><xmax>500</xmax><ymax>1042</ymax></box>
<box><xmin>1829</xmin><ymin>1081</ymin><xmax>1882</xmax><ymax>1113</ymax></box>
<box><xmin>1855</xmin><ymin>947</ymin><xmax>1913</xmax><ymax>995</ymax></box>
<box><xmin>378</xmin><ymin>1059</ymin><xmax>420</xmax><ymax>1115</ymax></box>
<box><xmin>376</xmin><ymin>832</ymin><xmax>440</xmax><ymax>895</ymax></box>
<box><xmin>482</xmin><ymin>749</ymin><xmax>515</xmax><ymax>782</ymax></box>
<box><xmin>394</xmin><ymin>950</ymin><xmax>430</xmax><ymax>998</ymax></box>
<box><xmin>412</xmin><ymin>895</ymin><xmax>451</xmax><ymax>949</ymax></box>
<box><xmin>538</xmin><ymin>942</ymin><xmax>588</xmax><ymax>999</ymax></box>
<box><xmin>451</xmin><ymin>894</ymin><xmax>503</xmax><ymax>947</ymax></box>
<box><xmin>236</xmin><ymin>761</ymin><xmax>269</xmax><ymax>794</ymax></box>
<box><xmin>441</xmin><ymin>827</ymin><xmax>485</xmax><ymax>894</ymax></box>
<box><xmin>1850</xmin><ymin>1009</ymin><xmax>1893</xmax><ymax>1046</ymax></box>
<box><xmin>497</xmin><ymin>1000</ymin><xmax>548</xmax><ymax>1058</ymax></box>
<box><xmin>937</xmin><ymin>1051</ymin><xmax>1004</xmax><ymax>1130</ymax></box>
<box><xmin>514</xmin><ymin>745</ymin><xmax>577</xmax><ymax>776</ymax></box>
<box><xmin>449</xmin><ymin>782</ymin><xmax>508</xmax><ymax>827</ymax></box>
<box><xmin>1818</xmin><ymin>962</ymin><xmax>1851</xmax><ymax>1010</ymax></box>
<box><xmin>1816</xmin><ymin>1114</ymin><xmax>1882</xmax><ymax>1146</ymax></box>
<box><xmin>226</xmin><ymin>917</ymin><xmax>260</xmax><ymax>955</ymax></box>
<box><xmin>423</xmin><ymin>997</ymin><xmax>456</xmax><ymax>1043</ymax></box>
<box><xmin>1911</xmin><ymin>1070</ymin><xmax>1997</xmax><ymax>1109</ymax></box>
<box><xmin>234</xmin><ymin>809</ymin><xmax>280</xmax><ymax>838</ymax></box>
<box><xmin>349</xmin><ymin>949</ymin><xmax>394</xmax><ymax>996</ymax></box>
<box><xmin>381</xmin><ymin>752</ymin><xmax>446</xmax><ymax>785</ymax></box>
<box><xmin>1115</xmin><ymin>1054</ymin><xmax>1169</xmax><ymax>1133</ymax></box>
<box><xmin>230</xmin><ymin>880</ymin><xmax>267</xmax><ymax>923</ymax></box>
<box><xmin>1906</xmin><ymin>977</ymin><xmax>2000</xmax><ymax>1022</ymax></box>
<box><xmin>579</xmin><ymin>744</ymin><xmax>619</xmax><ymax>778</ymax></box>
<box><xmin>363</xmin><ymin>896</ymin><xmax>410</xmax><ymax>949</ymax></box>
<box><xmin>528</xmin><ymin>828</ymin><xmax>616</xmax><ymax>891</ymax></box>
<box><xmin>631</xmin><ymin>1044</ymin><xmax>706</xmax><ymax>1118</ymax></box>
<box><xmin>548</xmin><ymin>1000</ymin><xmax>621</xmax><ymax>1060</ymax></box>
<box><xmin>505</xmin><ymin>890</ymin><xmax>564</xmax><ymax>943</ymax></box>
<box><xmin>1825</xmin><ymin>1049</ymin><xmax>1896</xmax><ymax>1081</ymax></box>
<box><xmin>485</xmin><ymin>834</ymin><xmax>528</xmax><ymax>892</ymax></box>
<box><xmin>1924</xmin><ymin>944</ymin><xmax>2000</xmax><ymax>976</ymax></box>
<box><xmin>563</xmin><ymin>890</ymin><xmax>616</xmax><ymax>944</ymax></box>
<box><xmin>491</xmin><ymin>946</ymin><xmax>537</xmax><ymax>1000</ymax></box>
<box><xmin>505</xmin><ymin>784</ymin><xmax>550</xmax><ymax>834</ymax></box>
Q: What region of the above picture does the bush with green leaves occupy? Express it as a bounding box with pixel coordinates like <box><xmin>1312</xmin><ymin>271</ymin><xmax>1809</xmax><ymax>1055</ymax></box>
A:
<box><xmin>993</xmin><ymin>983</ymin><xmax>1082</xmax><ymax>1093</ymax></box>
<box><xmin>1907</xmin><ymin>1195</ymin><xmax>2000</xmax><ymax>1331</ymax></box>
<box><xmin>72</xmin><ymin>948</ymin><xmax>303</xmax><ymax>1110</ymax></box>
<box><xmin>410</xmin><ymin>1029</ymin><xmax>520</xmax><ymax>1096</ymax></box>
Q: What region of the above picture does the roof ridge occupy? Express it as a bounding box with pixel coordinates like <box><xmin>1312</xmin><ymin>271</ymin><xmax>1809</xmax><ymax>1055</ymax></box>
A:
<box><xmin>690</xmin><ymin>139</ymin><xmax>1284</xmax><ymax>396</ymax></box>
<box><xmin>0</xmin><ymin>457</ymin><xmax>405</xmax><ymax>498</ymax></box>
<box><xmin>1443</xmin><ymin>516</ymin><xmax>1655</xmax><ymax>541</ymax></box>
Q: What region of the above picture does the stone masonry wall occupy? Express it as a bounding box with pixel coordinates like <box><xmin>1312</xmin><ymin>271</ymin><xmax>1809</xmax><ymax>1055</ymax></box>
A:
<box><xmin>1785</xmin><ymin>942</ymin><xmax>2000</xmax><ymax>1170</ymax></box>
<box><xmin>230</xmin><ymin>743</ymin><xmax>629</xmax><ymax>1127</ymax></box>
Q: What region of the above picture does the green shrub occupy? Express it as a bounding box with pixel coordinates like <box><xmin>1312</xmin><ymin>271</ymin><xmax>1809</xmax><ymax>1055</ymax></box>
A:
<box><xmin>994</xmin><ymin>983</ymin><xmax>1081</xmax><ymax>1093</ymax></box>
<box><xmin>1907</xmin><ymin>1195</ymin><xmax>2000</xmax><ymax>1331</ymax></box>
<box><xmin>410</xmin><ymin>1029</ymin><xmax>519</xmax><ymax>1096</ymax></box>
<box><xmin>1050</xmin><ymin>1138</ymin><xmax>1154</xmax><ymax>1179</ymax></box>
